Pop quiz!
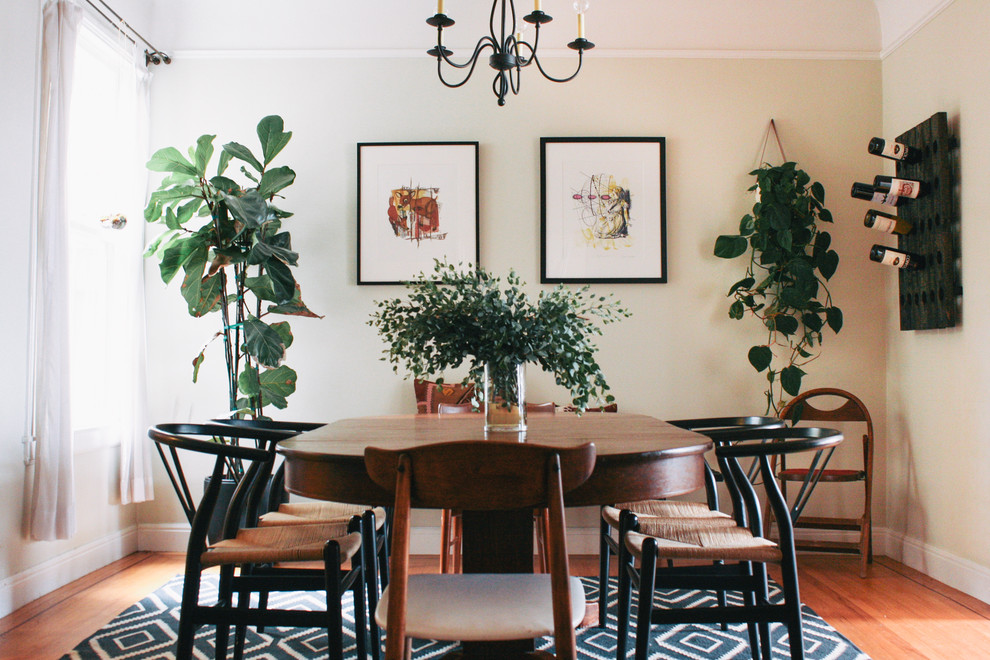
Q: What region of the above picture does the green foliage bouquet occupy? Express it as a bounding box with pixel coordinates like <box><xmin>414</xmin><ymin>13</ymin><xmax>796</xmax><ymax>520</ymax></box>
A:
<box><xmin>369</xmin><ymin>261</ymin><xmax>630</xmax><ymax>411</ymax></box>
<box><xmin>713</xmin><ymin>162</ymin><xmax>842</xmax><ymax>413</ymax></box>
<box><xmin>144</xmin><ymin>115</ymin><xmax>320</xmax><ymax>417</ymax></box>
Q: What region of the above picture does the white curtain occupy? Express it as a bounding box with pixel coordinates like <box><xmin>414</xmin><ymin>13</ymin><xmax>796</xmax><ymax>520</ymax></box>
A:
<box><xmin>116</xmin><ymin>37</ymin><xmax>154</xmax><ymax>506</ymax></box>
<box><xmin>31</xmin><ymin>0</ymin><xmax>82</xmax><ymax>541</ymax></box>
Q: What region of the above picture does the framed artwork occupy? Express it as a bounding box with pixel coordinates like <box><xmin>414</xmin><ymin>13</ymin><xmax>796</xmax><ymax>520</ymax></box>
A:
<box><xmin>540</xmin><ymin>137</ymin><xmax>666</xmax><ymax>283</ymax></box>
<box><xmin>358</xmin><ymin>142</ymin><xmax>479</xmax><ymax>284</ymax></box>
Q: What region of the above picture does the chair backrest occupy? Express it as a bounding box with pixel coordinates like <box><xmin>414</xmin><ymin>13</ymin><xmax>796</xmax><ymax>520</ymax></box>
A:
<box><xmin>563</xmin><ymin>403</ymin><xmax>618</xmax><ymax>413</ymax></box>
<box><xmin>149</xmin><ymin>423</ymin><xmax>291</xmax><ymax>553</ymax></box>
<box><xmin>526</xmin><ymin>401</ymin><xmax>557</xmax><ymax>414</ymax></box>
<box><xmin>436</xmin><ymin>402</ymin><xmax>476</xmax><ymax>414</ymax></box>
<box><xmin>706</xmin><ymin>426</ymin><xmax>843</xmax><ymax>551</ymax></box>
<box><xmin>779</xmin><ymin>388</ymin><xmax>873</xmax><ymax>474</ymax></box>
<box><xmin>414</xmin><ymin>378</ymin><xmax>475</xmax><ymax>414</ymax></box>
<box><xmin>365</xmin><ymin>441</ymin><xmax>596</xmax><ymax>659</ymax></box>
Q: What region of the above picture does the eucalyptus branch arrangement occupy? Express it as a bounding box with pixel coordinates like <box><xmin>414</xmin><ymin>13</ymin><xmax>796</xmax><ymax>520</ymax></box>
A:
<box><xmin>144</xmin><ymin>115</ymin><xmax>320</xmax><ymax>418</ymax></box>
<box><xmin>369</xmin><ymin>261</ymin><xmax>630</xmax><ymax>411</ymax></box>
<box><xmin>713</xmin><ymin>162</ymin><xmax>842</xmax><ymax>414</ymax></box>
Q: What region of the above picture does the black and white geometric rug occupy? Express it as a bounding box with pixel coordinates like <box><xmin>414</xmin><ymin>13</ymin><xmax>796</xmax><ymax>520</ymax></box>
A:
<box><xmin>61</xmin><ymin>575</ymin><xmax>869</xmax><ymax>659</ymax></box>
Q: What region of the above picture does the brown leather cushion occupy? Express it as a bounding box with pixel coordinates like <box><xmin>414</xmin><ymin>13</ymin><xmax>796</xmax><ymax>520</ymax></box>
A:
<box><xmin>415</xmin><ymin>378</ymin><xmax>475</xmax><ymax>414</ymax></box>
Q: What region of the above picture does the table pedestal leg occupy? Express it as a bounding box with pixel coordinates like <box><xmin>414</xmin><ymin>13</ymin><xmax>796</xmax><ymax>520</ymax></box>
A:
<box><xmin>460</xmin><ymin>508</ymin><xmax>535</xmax><ymax>657</ymax></box>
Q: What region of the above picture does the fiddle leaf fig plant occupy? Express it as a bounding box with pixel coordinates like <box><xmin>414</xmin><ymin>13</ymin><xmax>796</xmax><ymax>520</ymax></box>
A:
<box><xmin>713</xmin><ymin>162</ymin><xmax>842</xmax><ymax>414</ymax></box>
<box><xmin>144</xmin><ymin>115</ymin><xmax>321</xmax><ymax>418</ymax></box>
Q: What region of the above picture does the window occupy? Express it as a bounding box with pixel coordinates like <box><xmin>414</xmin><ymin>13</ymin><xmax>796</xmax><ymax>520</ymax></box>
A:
<box><xmin>65</xmin><ymin>20</ymin><xmax>145</xmax><ymax>450</ymax></box>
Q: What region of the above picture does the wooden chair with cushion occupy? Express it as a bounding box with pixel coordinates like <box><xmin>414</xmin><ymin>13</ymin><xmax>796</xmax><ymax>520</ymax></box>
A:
<box><xmin>414</xmin><ymin>378</ymin><xmax>475</xmax><ymax>414</ymax></box>
<box><xmin>768</xmin><ymin>388</ymin><xmax>874</xmax><ymax>577</ymax></box>
<box><xmin>212</xmin><ymin>417</ymin><xmax>390</xmax><ymax>659</ymax></box>
<box><xmin>150</xmin><ymin>423</ymin><xmax>369</xmax><ymax>660</ymax></box>
<box><xmin>366</xmin><ymin>440</ymin><xmax>596</xmax><ymax>660</ymax></box>
<box><xmin>616</xmin><ymin>426</ymin><xmax>844</xmax><ymax>660</ymax></box>
<box><xmin>597</xmin><ymin>415</ymin><xmax>782</xmax><ymax>627</ymax></box>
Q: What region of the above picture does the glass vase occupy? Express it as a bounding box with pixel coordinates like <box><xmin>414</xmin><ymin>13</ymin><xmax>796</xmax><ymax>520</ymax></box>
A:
<box><xmin>483</xmin><ymin>362</ymin><xmax>527</xmax><ymax>433</ymax></box>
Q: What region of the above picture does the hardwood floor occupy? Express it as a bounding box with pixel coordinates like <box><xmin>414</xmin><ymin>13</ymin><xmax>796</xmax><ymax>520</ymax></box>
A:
<box><xmin>2</xmin><ymin>552</ymin><xmax>988</xmax><ymax>658</ymax></box>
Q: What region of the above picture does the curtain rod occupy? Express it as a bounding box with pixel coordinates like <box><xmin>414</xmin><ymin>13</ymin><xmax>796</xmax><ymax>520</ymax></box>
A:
<box><xmin>82</xmin><ymin>0</ymin><xmax>171</xmax><ymax>66</ymax></box>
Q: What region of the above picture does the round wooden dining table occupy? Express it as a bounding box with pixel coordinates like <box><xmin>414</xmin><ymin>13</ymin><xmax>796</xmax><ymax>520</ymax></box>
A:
<box><xmin>278</xmin><ymin>412</ymin><xmax>711</xmax><ymax>658</ymax></box>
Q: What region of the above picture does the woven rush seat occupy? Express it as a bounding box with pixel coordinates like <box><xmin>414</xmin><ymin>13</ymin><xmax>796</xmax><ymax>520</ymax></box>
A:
<box><xmin>202</xmin><ymin>522</ymin><xmax>361</xmax><ymax>568</ymax></box>
<box><xmin>603</xmin><ymin>501</ymin><xmax>733</xmax><ymax>529</ymax></box>
<box><xmin>259</xmin><ymin>502</ymin><xmax>388</xmax><ymax>529</ymax></box>
<box><xmin>625</xmin><ymin>526</ymin><xmax>781</xmax><ymax>563</ymax></box>
<box><xmin>375</xmin><ymin>574</ymin><xmax>586</xmax><ymax>642</ymax></box>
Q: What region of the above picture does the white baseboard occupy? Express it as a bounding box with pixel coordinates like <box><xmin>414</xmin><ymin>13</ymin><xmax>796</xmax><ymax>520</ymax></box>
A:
<box><xmin>134</xmin><ymin>522</ymin><xmax>990</xmax><ymax>606</ymax></box>
<box><xmin>0</xmin><ymin>526</ymin><xmax>138</xmax><ymax>619</ymax></box>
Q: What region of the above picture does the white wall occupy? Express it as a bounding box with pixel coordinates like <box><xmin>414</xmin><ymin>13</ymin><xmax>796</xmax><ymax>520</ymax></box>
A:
<box><xmin>882</xmin><ymin>0</ymin><xmax>990</xmax><ymax>596</ymax></box>
<box><xmin>140</xmin><ymin>53</ymin><xmax>886</xmax><ymax>539</ymax></box>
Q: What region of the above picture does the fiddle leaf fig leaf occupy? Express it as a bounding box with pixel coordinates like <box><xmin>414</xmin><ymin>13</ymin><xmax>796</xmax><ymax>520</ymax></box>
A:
<box><xmin>238</xmin><ymin>364</ymin><xmax>261</xmax><ymax>398</ymax></box>
<box><xmin>147</xmin><ymin>147</ymin><xmax>198</xmax><ymax>176</ymax></box>
<box><xmin>191</xmin><ymin>351</ymin><xmax>205</xmax><ymax>383</ymax></box>
<box><xmin>257</xmin><ymin>115</ymin><xmax>292</xmax><ymax>166</ymax></box>
<box><xmin>258</xmin><ymin>365</ymin><xmax>297</xmax><ymax>409</ymax></box>
<box><xmin>258</xmin><ymin>166</ymin><xmax>296</xmax><ymax>199</ymax></box>
<box><xmin>193</xmin><ymin>134</ymin><xmax>215</xmax><ymax>175</ymax></box>
<box><xmin>243</xmin><ymin>316</ymin><xmax>286</xmax><ymax>368</ymax></box>
<box><xmin>222</xmin><ymin>141</ymin><xmax>264</xmax><ymax>173</ymax></box>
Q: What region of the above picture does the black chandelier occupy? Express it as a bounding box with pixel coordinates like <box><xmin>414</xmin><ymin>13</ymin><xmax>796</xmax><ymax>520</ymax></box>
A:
<box><xmin>427</xmin><ymin>0</ymin><xmax>595</xmax><ymax>106</ymax></box>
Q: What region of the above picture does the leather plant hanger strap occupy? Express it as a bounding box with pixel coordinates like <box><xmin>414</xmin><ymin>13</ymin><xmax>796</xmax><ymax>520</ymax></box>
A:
<box><xmin>756</xmin><ymin>118</ymin><xmax>788</xmax><ymax>167</ymax></box>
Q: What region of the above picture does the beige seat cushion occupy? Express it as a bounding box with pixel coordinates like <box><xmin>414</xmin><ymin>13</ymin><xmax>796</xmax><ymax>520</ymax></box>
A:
<box><xmin>602</xmin><ymin>500</ymin><xmax>732</xmax><ymax>529</ymax></box>
<box><xmin>259</xmin><ymin>502</ymin><xmax>387</xmax><ymax>529</ymax></box>
<box><xmin>625</xmin><ymin>525</ymin><xmax>781</xmax><ymax>564</ymax></box>
<box><xmin>375</xmin><ymin>574</ymin><xmax>586</xmax><ymax>642</ymax></box>
<box><xmin>202</xmin><ymin>523</ymin><xmax>361</xmax><ymax>568</ymax></box>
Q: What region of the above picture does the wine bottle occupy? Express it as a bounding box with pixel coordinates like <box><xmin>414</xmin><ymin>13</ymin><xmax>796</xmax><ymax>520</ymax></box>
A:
<box><xmin>868</xmin><ymin>137</ymin><xmax>921</xmax><ymax>163</ymax></box>
<box><xmin>850</xmin><ymin>182</ymin><xmax>904</xmax><ymax>207</ymax></box>
<box><xmin>869</xmin><ymin>244</ymin><xmax>924</xmax><ymax>270</ymax></box>
<box><xmin>873</xmin><ymin>175</ymin><xmax>927</xmax><ymax>199</ymax></box>
<box><xmin>864</xmin><ymin>209</ymin><xmax>913</xmax><ymax>235</ymax></box>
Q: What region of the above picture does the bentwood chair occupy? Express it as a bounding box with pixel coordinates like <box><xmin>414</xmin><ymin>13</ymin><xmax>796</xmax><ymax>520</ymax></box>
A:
<box><xmin>150</xmin><ymin>423</ymin><xmax>369</xmax><ymax>660</ymax></box>
<box><xmin>616</xmin><ymin>426</ymin><xmax>843</xmax><ymax>660</ymax></box>
<box><xmin>597</xmin><ymin>415</ymin><xmax>782</xmax><ymax>627</ymax></box>
<box><xmin>366</xmin><ymin>440</ymin><xmax>596</xmax><ymax>660</ymax></box>
<box><xmin>768</xmin><ymin>388</ymin><xmax>875</xmax><ymax>577</ymax></box>
<box><xmin>211</xmin><ymin>418</ymin><xmax>390</xmax><ymax>659</ymax></box>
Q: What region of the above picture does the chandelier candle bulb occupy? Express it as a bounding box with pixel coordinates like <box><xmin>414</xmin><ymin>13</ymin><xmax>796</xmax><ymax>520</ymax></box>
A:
<box><xmin>851</xmin><ymin>182</ymin><xmax>904</xmax><ymax>207</ymax></box>
<box><xmin>873</xmin><ymin>175</ymin><xmax>927</xmax><ymax>199</ymax></box>
<box><xmin>870</xmin><ymin>244</ymin><xmax>924</xmax><ymax>270</ymax></box>
<box><xmin>535</xmin><ymin>0</ymin><xmax>541</xmax><ymax>10</ymax></box>
<box><xmin>864</xmin><ymin>209</ymin><xmax>913</xmax><ymax>235</ymax></box>
<box><xmin>868</xmin><ymin>137</ymin><xmax>920</xmax><ymax>163</ymax></box>
<box><xmin>437</xmin><ymin>0</ymin><xmax>444</xmax><ymax>15</ymax></box>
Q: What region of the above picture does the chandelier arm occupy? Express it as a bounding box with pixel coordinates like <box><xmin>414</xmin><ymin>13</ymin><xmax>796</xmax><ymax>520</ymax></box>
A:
<box><xmin>438</xmin><ymin>39</ymin><xmax>497</xmax><ymax>88</ymax></box>
<box><xmin>528</xmin><ymin>49</ymin><xmax>585</xmax><ymax>84</ymax></box>
<box><xmin>509</xmin><ymin>61</ymin><xmax>521</xmax><ymax>95</ymax></box>
<box><xmin>490</xmin><ymin>0</ymin><xmax>518</xmax><ymax>49</ymax></box>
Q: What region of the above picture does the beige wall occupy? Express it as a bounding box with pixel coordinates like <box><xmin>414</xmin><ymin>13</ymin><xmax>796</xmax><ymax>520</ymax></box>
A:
<box><xmin>140</xmin><ymin>54</ymin><xmax>886</xmax><ymax>535</ymax></box>
<box><xmin>882</xmin><ymin>0</ymin><xmax>990</xmax><ymax>586</ymax></box>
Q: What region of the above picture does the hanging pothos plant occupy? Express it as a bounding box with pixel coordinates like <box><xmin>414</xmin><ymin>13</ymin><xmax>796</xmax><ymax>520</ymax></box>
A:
<box><xmin>144</xmin><ymin>115</ymin><xmax>321</xmax><ymax>419</ymax></box>
<box><xmin>713</xmin><ymin>162</ymin><xmax>842</xmax><ymax>414</ymax></box>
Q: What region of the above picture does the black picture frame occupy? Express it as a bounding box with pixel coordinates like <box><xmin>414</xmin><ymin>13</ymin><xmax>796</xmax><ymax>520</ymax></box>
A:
<box><xmin>540</xmin><ymin>137</ymin><xmax>666</xmax><ymax>283</ymax></box>
<box><xmin>357</xmin><ymin>141</ymin><xmax>480</xmax><ymax>285</ymax></box>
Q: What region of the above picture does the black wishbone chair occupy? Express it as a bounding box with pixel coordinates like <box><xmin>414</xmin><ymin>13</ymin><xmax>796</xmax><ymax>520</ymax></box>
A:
<box><xmin>616</xmin><ymin>426</ymin><xmax>843</xmax><ymax>660</ymax></box>
<box><xmin>150</xmin><ymin>423</ymin><xmax>370</xmax><ymax>660</ymax></box>
<box><xmin>211</xmin><ymin>417</ymin><xmax>391</xmax><ymax>660</ymax></box>
<box><xmin>597</xmin><ymin>416</ymin><xmax>782</xmax><ymax>628</ymax></box>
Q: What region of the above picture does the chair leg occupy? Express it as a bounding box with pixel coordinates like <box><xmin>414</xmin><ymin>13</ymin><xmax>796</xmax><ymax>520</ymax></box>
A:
<box><xmin>616</xmin><ymin>532</ymin><xmax>634</xmax><ymax>660</ymax></box>
<box><xmin>175</xmin><ymin>569</ymin><xmax>201</xmax><ymax>660</ymax></box>
<box><xmin>324</xmin><ymin>541</ymin><xmax>345</xmax><ymax>660</ymax></box>
<box><xmin>597</xmin><ymin>513</ymin><xmax>610</xmax><ymax>628</ymax></box>
<box><xmin>778</xmin><ymin>553</ymin><xmax>805</xmax><ymax>660</ymax></box>
<box><xmin>634</xmin><ymin>538</ymin><xmax>658</xmax><ymax>660</ymax></box>
<box><xmin>233</xmin><ymin>586</ymin><xmax>251</xmax><ymax>660</ymax></box>
<box><xmin>362</xmin><ymin>510</ymin><xmax>381</xmax><ymax>660</ymax></box>
<box><xmin>215</xmin><ymin>565</ymin><xmax>235</xmax><ymax>658</ymax></box>
<box><xmin>451</xmin><ymin>511</ymin><xmax>462</xmax><ymax>573</ymax></box>
<box><xmin>439</xmin><ymin>508</ymin><xmax>451</xmax><ymax>573</ymax></box>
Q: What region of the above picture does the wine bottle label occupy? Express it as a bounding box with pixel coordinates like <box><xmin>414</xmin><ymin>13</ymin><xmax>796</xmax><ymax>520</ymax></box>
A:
<box><xmin>872</xmin><ymin>191</ymin><xmax>900</xmax><ymax>205</ymax></box>
<box><xmin>879</xmin><ymin>250</ymin><xmax>912</xmax><ymax>268</ymax></box>
<box><xmin>882</xmin><ymin>141</ymin><xmax>906</xmax><ymax>159</ymax></box>
<box><xmin>871</xmin><ymin>216</ymin><xmax>897</xmax><ymax>233</ymax></box>
<box><xmin>889</xmin><ymin>177</ymin><xmax>921</xmax><ymax>198</ymax></box>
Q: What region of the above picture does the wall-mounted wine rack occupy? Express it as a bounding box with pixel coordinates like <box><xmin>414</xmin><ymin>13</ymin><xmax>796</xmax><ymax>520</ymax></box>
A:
<box><xmin>893</xmin><ymin>112</ymin><xmax>959</xmax><ymax>330</ymax></box>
